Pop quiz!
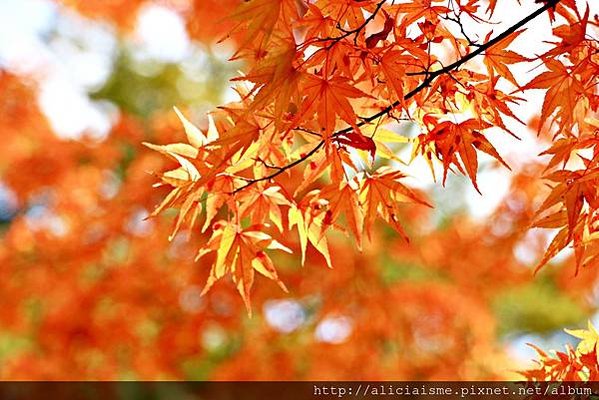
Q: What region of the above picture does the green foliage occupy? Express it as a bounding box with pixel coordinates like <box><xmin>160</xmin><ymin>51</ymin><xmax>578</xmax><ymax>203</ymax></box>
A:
<box><xmin>493</xmin><ymin>278</ymin><xmax>588</xmax><ymax>335</ymax></box>
<box><xmin>92</xmin><ymin>47</ymin><xmax>235</xmax><ymax>118</ymax></box>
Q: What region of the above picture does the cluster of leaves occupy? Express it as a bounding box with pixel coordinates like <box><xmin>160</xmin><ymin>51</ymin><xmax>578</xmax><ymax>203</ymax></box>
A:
<box><xmin>145</xmin><ymin>0</ymin><xmax>599</xmax><ymax>312</ymax></box>
<box><xmin>522</xmin><ymin>321</ymin><xmax>599</xmax><ymax>381</ymax></box>
<box><xmin>527</xmin><ymin>5</ymin><xmax>599</xmax><ymax>274</ymax></box>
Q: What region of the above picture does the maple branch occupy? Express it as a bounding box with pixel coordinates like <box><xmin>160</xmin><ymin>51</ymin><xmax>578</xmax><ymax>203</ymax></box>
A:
<box><xmin>442</xmin><ymin>0</ymin><xmax>482</xmax><ymax>48</ymax></box>
<box><xmin>232</xmin><ymin>0</ymin><xmax>560</xmax><ymax>195</ymax></box>
<box><xmin>253</xmin><ymin>157</ymin><xmax>285</xmax><ymax>171</ymax></box>
<box><xmin>232</xmin><ymin>140</ymin><xmax>324</xmax><ymax>194</ymax></box>
<box><xmin>294</xmin><ymin>126</ymin><xmax>322</xmax><ymax>137</ymax></box>
<box><xmin>340</xmin><ymin>0</ymin><xmax>560</xmax><ymax>130</ymax></box>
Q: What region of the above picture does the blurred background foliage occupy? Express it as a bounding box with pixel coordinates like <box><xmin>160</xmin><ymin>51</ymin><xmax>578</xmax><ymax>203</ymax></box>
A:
<box><xmin>91</xmin><ymin>48</ymin><xmax>234</xmax><ymax>118</ymax></box>
<box><xmin>0</xmin><ymin>0</ymin><xmax>596</xmax><ymax>381</ymax></box>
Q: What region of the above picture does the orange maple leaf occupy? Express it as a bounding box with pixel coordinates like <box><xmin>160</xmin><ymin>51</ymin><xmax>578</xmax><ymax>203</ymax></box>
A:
<box><xmin>197</xmin><ymin>221</ymin><xmax>291</xmax><ymax>314</ymax></box>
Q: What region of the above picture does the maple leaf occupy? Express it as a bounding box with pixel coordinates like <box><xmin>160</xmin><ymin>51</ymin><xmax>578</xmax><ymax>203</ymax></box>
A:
<box><xmin>483</xmin><ymin>30</ymin><xmax>531</xmax><ymax>87</ymax></box>
<box><xmin>365</xmin><ymin>11</ymin><xmax>394</xmax><ymax>49</ymax></box>
<box><xmin>361</xmin><ymin>120</ymin><xmax>410</xmax><ymax>163</ymax></box>
<box><xmin>142</xmin><ymin>142</ymin><xmax>200</xmax><ymax>181</ymax></box>
<box><xmin>532</xmin><ymin>166</ymin><xmax>599</xmax><ymax>273</ymax></box>
<box><xmin>419</xmin><ymin>119</ymin><xmax>510</xmax><ymax>193</ymax></box>
<box><xmin>298</xmin><ymin>74</ymin><xmax>370</xmax><ymax>137</ymax></box>
<box><xmin>143</xmin><ymin>109</ymin><xmax>221</xmax><ymax>239</ymax></box>
<box><xmin>565</xmin><ymin>321</ymin><xmax>599</xmax><ymax>356</ymax></box>
<box><xmin>379</xmin><ymin>50</ymin><xmax>414</xmax><ymax>110</ymax></box>
<box><xmin>236</xmin><ymin>184</ymin><xmax>292</xmax><ymax>232</ymax></box>
<box><xmin>197</xmin><ymin>221</ymin><xmax>291</xmax><ymax>314</ymax></box>
<box><xmin>320</xmin><ymin>181</ymin><xmax>364</xmax><ymax>249</ymax></box>
<box><xmin>470</xmin><ymin>74</ymin><xmax>526</xmax><ymax>136</ymax></box>
<box><xmin>333</xmin><ymin>129</ymin><xmax>377</xmax><ymax>161</ymax></box>
<box><xmin>202</xmin><ymin>174</ymin><xmax>238</xmax><ymax>232</ymax></box>
<box><xmin>298</xmin><ymin>4</ymin><xmax>336</xmax><ymax>40</ymax></box>
<box><xmin>315</xmin><ymin>0</ymin><xmax>378</xmax><ymax>31</ymax></box>
<box><xmin>173</xmin><ymin>107</ymin><xmax>215</xmax><ymax>148</ymax></box>
<box><xmin>210</xmin><ymin>108</ymin><xmax>262</xmax><ymax>160</ymax></box>
<box><xmin>288</xmin><ymin>201</ymin><xmax>333</xmax><ymax>269</ymax></box>
<box><xmin>522</xmin><ymin>59</ymin><xmax>585</xmax><ymax>133</ymax></box>
<box><xmin>360</xmin><ymin>167</ymin><xmax>431</xmax><ymax>241</ymax></box>
<box><xmin>393</xmin><ymin>0</ymin><xmax>449</xmax><ymax>28</ymax></box>
<box><xmin>542</xmin><ymin>4</ymin><xmax>590</xmax><ymax>59</ymax></box>
<box><xmin>226</xmin><ymin>0</ymin><xmax>298</xmax><ymax>59</ymax></box>
<box><xmin>293</xmin><ymin>148</ymin><xmax>332</xmax><ymax>195</ymax></box>
<box><xmin>533</xmin><ymin>224</ymin><xmax>571</xmax><ymax>274</ymax></box>
<box><xmin>238</xmin><ymin>35</ymin><xmax>301</xmax><ymax>128</ymax></box>
<box><xmin>539</xmin><ymin>137</ymin><xmax>578</xmax><ymax>170</ymax></box>
<box><xmin>485</xmin><ymin>0</ymin><xmax>498</xmax><ymax>17</ymax></box>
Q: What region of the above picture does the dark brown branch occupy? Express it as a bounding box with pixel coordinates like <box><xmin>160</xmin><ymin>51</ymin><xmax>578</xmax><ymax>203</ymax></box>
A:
<box><xmin>253</xmin><ymin>157</ymin><xmax>285</xmax><ymax>171</ymax></box>
<box><xmin>232</xmin><ymin>0</ymin><xmax>560</xmax><ymax>195</ymax></box>
<box><xmin>232</xmin><ymin>140</ymin><xmax>324</xmax><ymax>194</ymax></box>
<box><xmin>443</xmin><ymin>0</ymin><xmax>483</xmax><ymax>48</ymax></box>
<box><xmin>294</xmin><ymin>126</ymin><xmax>322</xmax><ymax>137</ymax></box>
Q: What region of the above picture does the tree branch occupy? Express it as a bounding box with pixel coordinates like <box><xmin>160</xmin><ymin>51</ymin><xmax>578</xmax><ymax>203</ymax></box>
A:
<box><xmin>232</xmin><ymin>0</ymin><xmax>560</xmax><ymax>195</ymax></box>
<box><xmin>232</xmin><ymin>140</ymin><xmax>324</xmax><ymax>194</ymax></box>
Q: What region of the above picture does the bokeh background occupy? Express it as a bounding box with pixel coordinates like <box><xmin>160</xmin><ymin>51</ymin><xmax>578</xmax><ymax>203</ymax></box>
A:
<box><xmin>0</xmin><ymin>0</ymin><xmax>598</xmax><ymax>380</ymax></box>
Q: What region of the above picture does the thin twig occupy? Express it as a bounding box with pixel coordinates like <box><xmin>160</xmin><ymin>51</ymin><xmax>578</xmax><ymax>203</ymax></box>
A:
<box><xmin>299</xmin><ymin>0</ymin><xmax>386</xmax><ymax>50</ymax></box>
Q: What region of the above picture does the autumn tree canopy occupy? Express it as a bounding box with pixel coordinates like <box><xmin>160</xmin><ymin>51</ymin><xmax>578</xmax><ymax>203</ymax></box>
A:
<box><xmin>0</xmin><ymin>0</ymin><xmax>598</xmax><ymax>381</ymax></box>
